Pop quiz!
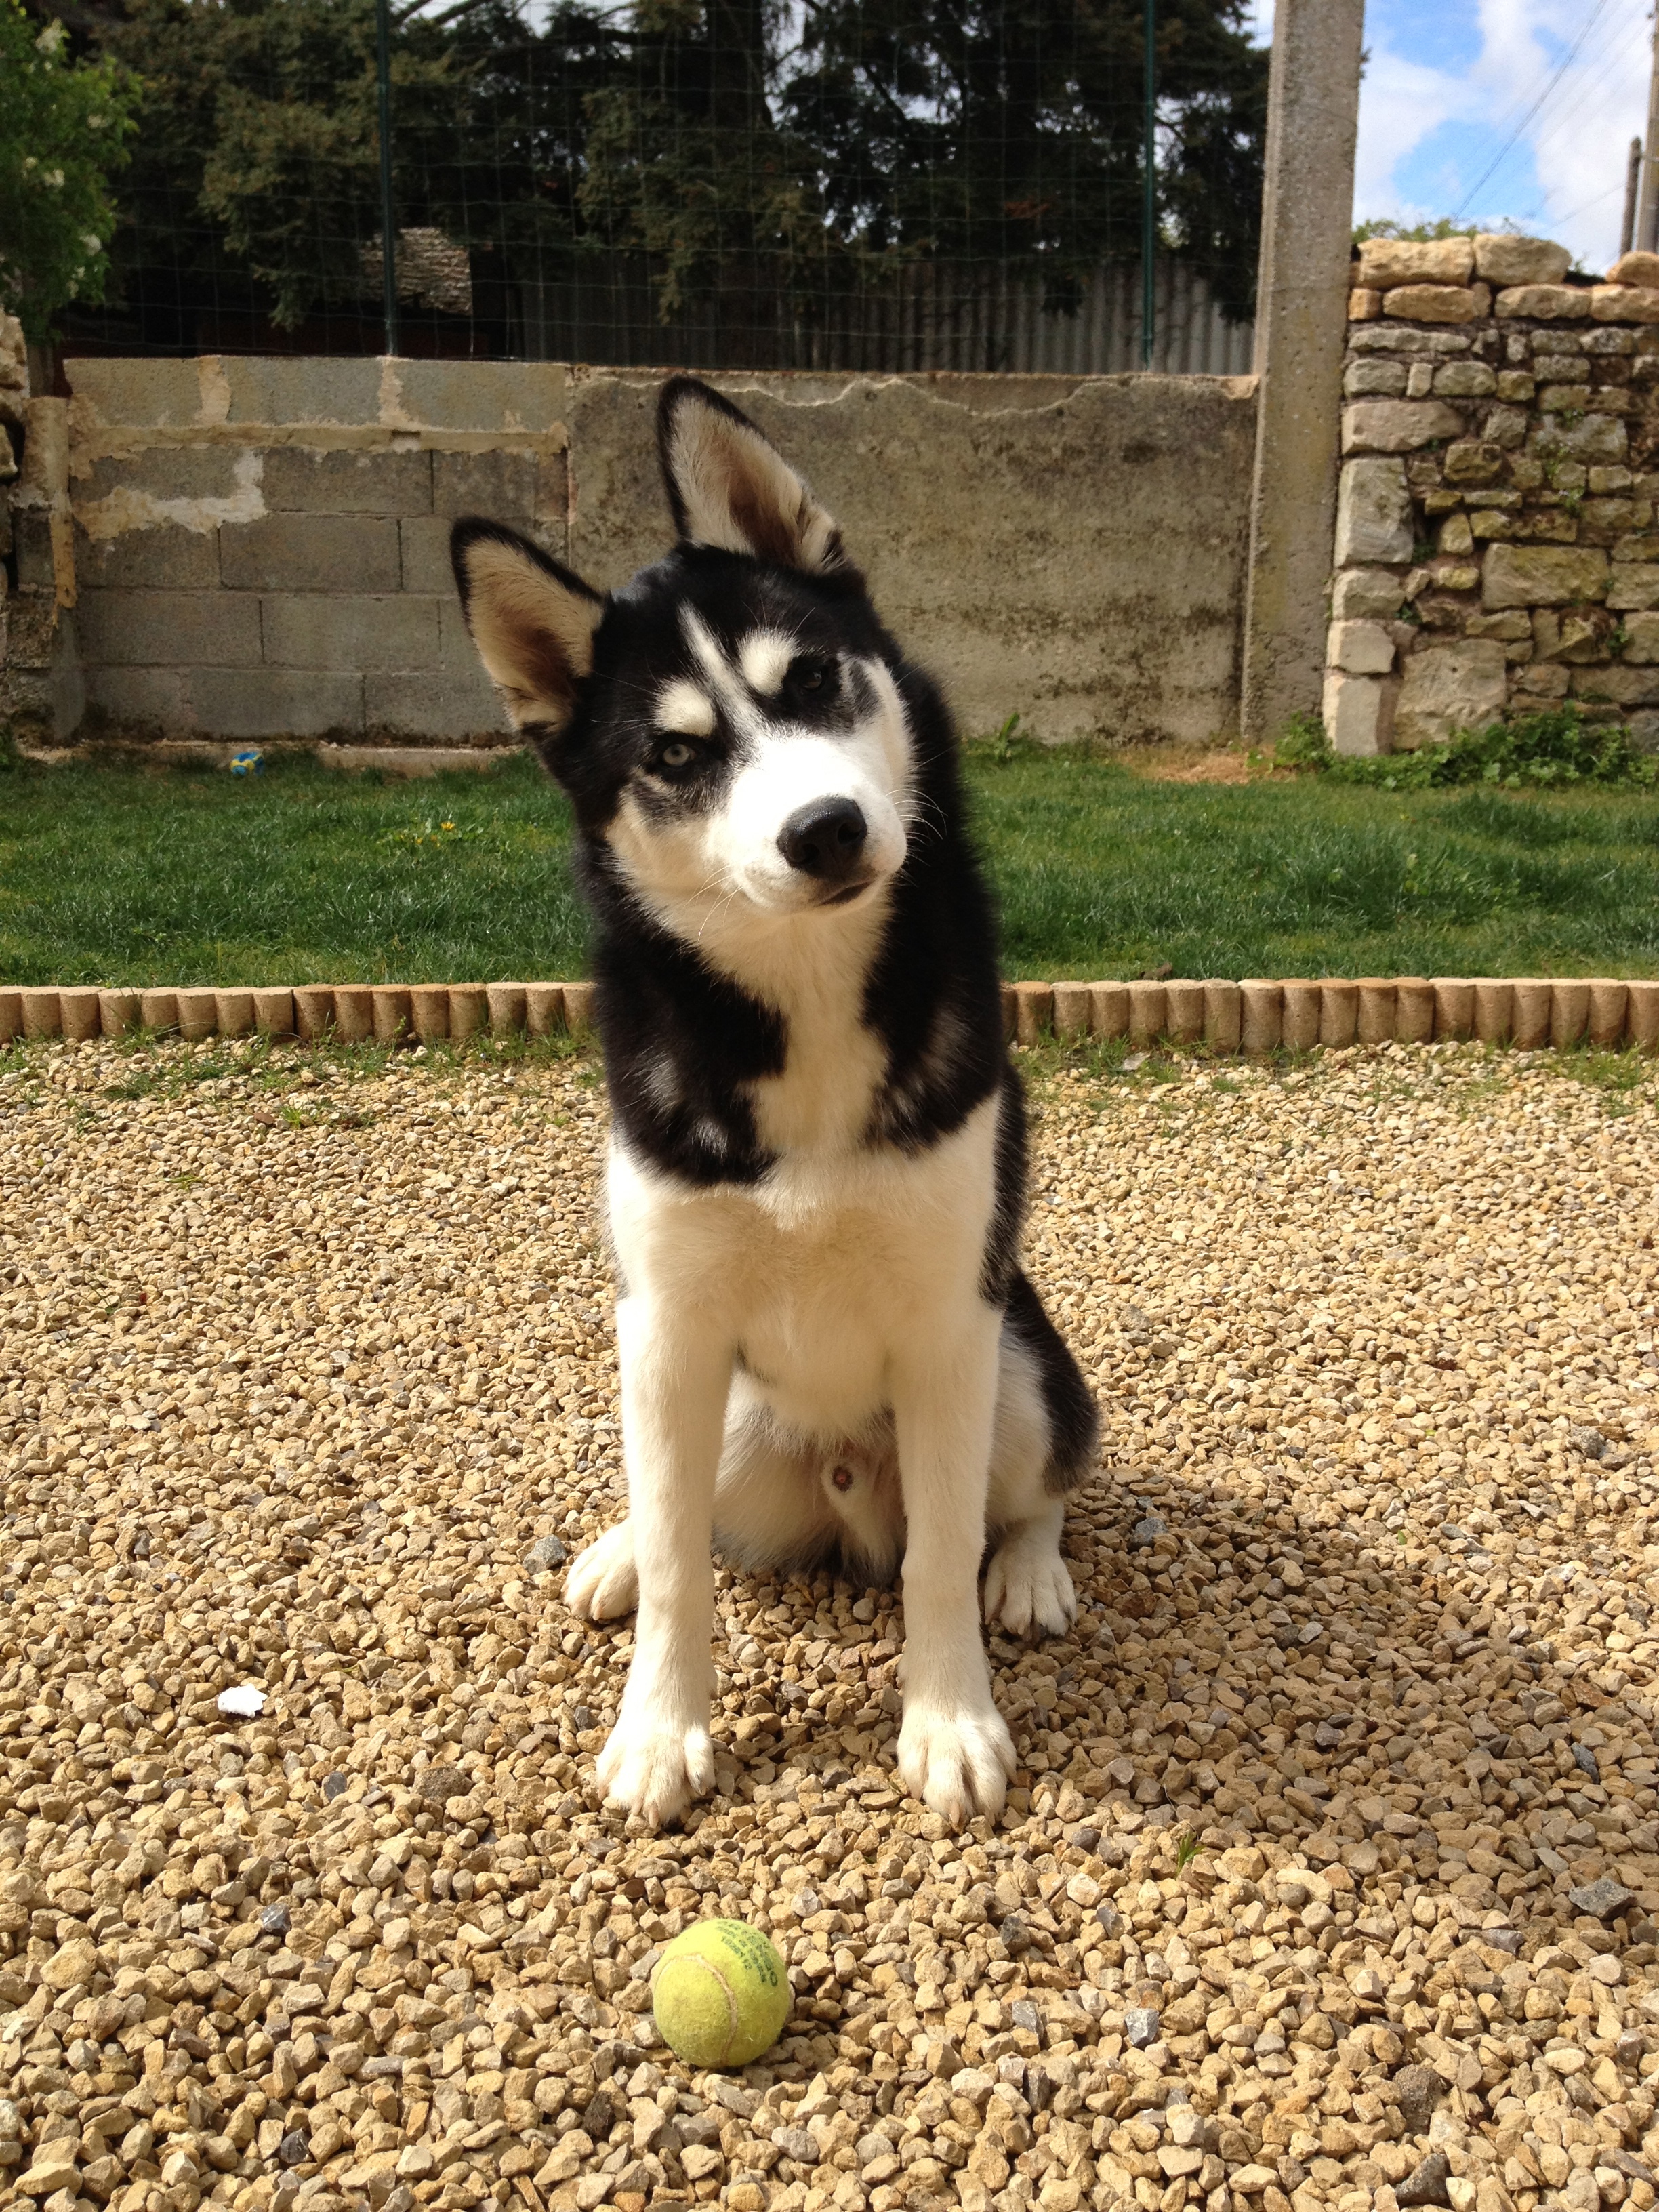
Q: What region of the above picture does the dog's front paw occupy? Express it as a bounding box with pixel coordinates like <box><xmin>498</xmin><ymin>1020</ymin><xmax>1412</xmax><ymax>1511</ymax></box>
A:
<box><xmin>565</xmin><ymin>1521</ymin><xmax>638</xmax><ymax>1622</ymax></box>
<box><xmin>595</xmin><ymin>1711</ymin><xmax>716</xmax><ymax>1828</ymax></box>
<box><xmin>983</xmin><ymin>1536</ymin><xmax>1077</xmax><ymax>1638</ymax></box>
<box><xmin>897</xmin><ymin>1698</ymin><xmax>1015</xmax><ymax>1826</ymax></box>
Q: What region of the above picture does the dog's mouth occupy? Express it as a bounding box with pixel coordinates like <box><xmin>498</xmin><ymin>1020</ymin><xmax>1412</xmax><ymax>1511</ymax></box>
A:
<box><xmin>817</xmin><ymin>877</ymin><xmax>876</xmax><ymax>909</ymax></box>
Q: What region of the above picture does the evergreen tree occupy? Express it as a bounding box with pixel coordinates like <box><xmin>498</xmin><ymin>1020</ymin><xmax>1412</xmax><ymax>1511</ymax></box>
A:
<box><xmin>67</xmin><ymin>0</ymin><xmax>1267</xmax><ymax>345</ymax></box>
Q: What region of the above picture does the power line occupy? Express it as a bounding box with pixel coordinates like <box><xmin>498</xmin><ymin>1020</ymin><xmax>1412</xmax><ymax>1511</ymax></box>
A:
<box><xmin>1467</xmin><ymin>0</ymin><xmax>1639</xmax><ymax>179</ymax></box>
<box><xmin>1525</xmin><ymin>7</ymin><xmax>1651</xmax><ymax>163</ymax></box>
<box><xmin>1518</xmin><ymin>177</ymin><xmax>1621</xmax><ymax>231</ymax></box>
<box><xmin>1454</xmin><ymin>0</ymin><xmax>1622</xmax><ymax>217</ymax></box>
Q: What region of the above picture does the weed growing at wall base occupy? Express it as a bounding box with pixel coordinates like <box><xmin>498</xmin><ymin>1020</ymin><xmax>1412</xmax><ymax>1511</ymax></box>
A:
<box><xmin>1275</xmin><ymin>707</ymin><xmax>1659</xmax><ymax>793</ymax></box>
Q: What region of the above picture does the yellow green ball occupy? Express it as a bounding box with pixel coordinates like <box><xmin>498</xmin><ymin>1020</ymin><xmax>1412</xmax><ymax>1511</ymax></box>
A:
<box><xmin>650</xmin><ymin>1919</ymin><xmax>792</xmax><ymax>2069</ymax></box>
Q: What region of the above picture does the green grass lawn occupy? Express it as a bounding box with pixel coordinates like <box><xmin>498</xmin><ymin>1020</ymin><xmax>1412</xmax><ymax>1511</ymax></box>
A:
<box><xmin>2</xmin><ymin>745</ymin><xmax>1658</xmax><ymax>986</ymax></box>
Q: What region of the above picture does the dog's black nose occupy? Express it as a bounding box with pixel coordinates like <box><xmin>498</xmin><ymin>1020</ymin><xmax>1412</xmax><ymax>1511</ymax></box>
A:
<box><xmin>777</xmin><ymin>797</ymin><xmax>868</xmax><ymax>880</ymax></box>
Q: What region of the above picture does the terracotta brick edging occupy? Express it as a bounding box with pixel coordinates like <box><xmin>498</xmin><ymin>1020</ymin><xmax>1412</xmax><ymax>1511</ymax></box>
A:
<box><xmin>1</xmin><ymin>975</ymin><xmax>1656</xmax><ymax>1055</ymax></box>
<box><xmin>0</xmin><ymin>981</ymin><xmax>598</xmax><ymax>1046</ymax></box>
<box><xmin>1003</xmin><ymin>975</ymin><xmax>1659</xmax><ymax>1054</ymax></box>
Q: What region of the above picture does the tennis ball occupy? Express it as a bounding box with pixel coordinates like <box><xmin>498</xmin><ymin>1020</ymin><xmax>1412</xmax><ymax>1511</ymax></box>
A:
<box><xmin>650</xmin><ymin>1918</ymin><xmax>791</xmax><ymax>2068</ymax></box>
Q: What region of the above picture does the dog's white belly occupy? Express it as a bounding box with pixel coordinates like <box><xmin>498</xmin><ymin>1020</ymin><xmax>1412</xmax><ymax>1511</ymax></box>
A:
<box><xmin>608</xmin><ymin>1092</ymin><xmax>998</xmax><ymax>1434</ymax></box>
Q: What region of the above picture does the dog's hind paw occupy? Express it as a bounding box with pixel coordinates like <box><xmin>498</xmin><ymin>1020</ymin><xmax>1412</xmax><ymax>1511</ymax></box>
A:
<box><xmin>897</xmin><ymin>1698</ymin><xmax>1016</xmax><ymax>1826</ymax></box>
<box><xmin>565</xmin><ymin>1521</ymin><xmax>638</xmax><ymax>1622</ymax></box>
<box><xmin>595</xmin><ymin>1715</ymin><xmax>715</xmax><ymax>1828</ymax></box>
<box><xmin>983</xmin><ymin>1538</ymin><xmax>1076</xmax><ymax>1639</ymax></box>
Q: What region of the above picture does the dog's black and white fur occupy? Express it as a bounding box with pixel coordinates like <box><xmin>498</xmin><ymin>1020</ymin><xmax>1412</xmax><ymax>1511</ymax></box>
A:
<box><xmin>451</xmin><ymin>378</ymin><xmax>1097</xmax><ymax>1828</ymax></box>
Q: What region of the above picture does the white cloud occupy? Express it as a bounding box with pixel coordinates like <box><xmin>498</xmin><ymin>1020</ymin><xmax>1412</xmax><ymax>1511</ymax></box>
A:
<box><xmin>1240</xmin><ymin>0</ymin><xmax>1273</xmax><ymax>46</ymax></box>
<box><xmin>1352</xmin><ymin>0</ymin><xmax>1652</xmax><ymax>269</ymax></box>
<box><xmin>1353</xmin><ymin>48</ymin><xmax>1473</xmax><ymax>218</ymax></box>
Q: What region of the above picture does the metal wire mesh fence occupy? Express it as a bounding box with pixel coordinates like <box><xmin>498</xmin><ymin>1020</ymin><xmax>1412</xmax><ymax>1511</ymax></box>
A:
<box><xmin>59</xmin><ymin>0</ymin><xmax>1268</xmax><ymax>375</ymax></box>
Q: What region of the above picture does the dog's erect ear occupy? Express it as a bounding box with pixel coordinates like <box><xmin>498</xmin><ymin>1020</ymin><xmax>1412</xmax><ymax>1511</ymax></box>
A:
<box><xmin>450</xmin><ymin>520</ymin><xmax>605</xmax><ymax>737</ymax></box>
<box><xmin>657</xmin><ymin>375</ymin><xmax>847</xmax><ymax>574</ymax></box>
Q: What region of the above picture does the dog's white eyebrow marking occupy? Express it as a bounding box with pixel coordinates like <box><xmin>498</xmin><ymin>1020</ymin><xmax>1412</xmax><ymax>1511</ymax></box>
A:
<box><xmin>681</xmin><ymin>607</ymin><xmax>762</xmax><ymax>737</ymax></box>
<box><xmin>739</xmin><ymin>631</ymin><xmax>794</xmax><ymax>695</ymax></box>
<box><xmin>655</xmin><ymin>677</ymin><xmax>716</xmax><ymax>737</ymax></box>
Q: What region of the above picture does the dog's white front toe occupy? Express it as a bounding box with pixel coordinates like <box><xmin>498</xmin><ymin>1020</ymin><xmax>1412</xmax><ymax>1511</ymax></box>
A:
<box><xmin>595</xmin><ymin>1715</ymin><xmax>716</xmax><ymax>1828</ymax></box>
<box><xmin>983</xmin><ymin>1538</ymin><xmax>1077</xmax><ymax>1638</ymax></box>
<box><xmin>565</xmin><ymin>1522</ymin><xmax>639</xmax><ymax>1622</ymax></box>
<box><xmin>897</xmin><ymin>1699</ymin><xmax>1016</xmax><ymax>1826</ymax></box>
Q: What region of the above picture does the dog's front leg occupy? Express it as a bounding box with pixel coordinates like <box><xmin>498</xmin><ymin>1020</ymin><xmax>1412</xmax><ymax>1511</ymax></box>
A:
<box><xmin>893</xmin><ymin>1305</ymin><xmax>1016</xmax><ymax>1825</ymax></box>
<box><xmin>594</xmin><ymin>1298</ymin><xmax>731</xmax><ymax>1828</ymax></box>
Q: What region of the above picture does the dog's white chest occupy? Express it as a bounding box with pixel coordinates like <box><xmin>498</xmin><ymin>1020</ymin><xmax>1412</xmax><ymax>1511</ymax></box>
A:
<box><xmin>609</xmin><ymin>1094</ymin><xmax>998</xmax><ymax>1430</ymax></box>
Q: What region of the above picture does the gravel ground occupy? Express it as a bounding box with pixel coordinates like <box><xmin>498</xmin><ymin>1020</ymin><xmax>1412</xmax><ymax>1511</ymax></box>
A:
<box><xmin>3</xmin><ymin>1035</ymin><xmax>1659</xmax><ymax>2212</ymax></box>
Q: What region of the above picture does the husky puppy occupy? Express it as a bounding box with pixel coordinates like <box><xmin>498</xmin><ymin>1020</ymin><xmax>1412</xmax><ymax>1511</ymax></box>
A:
<box><xmin>451</xmin><ymin>377</ymin><xmax>1097</xmax><ymax>1828</ymax></box>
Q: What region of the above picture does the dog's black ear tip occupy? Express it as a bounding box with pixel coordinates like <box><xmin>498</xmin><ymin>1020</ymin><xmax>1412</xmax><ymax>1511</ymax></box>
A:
<box><xmin>449</xmin><ymin>516</ymin><xmax>512</xmax><ymax>575</ymax></box>
<box><xmin>659</xmin><ymin>373</ymin><xmax>715</xmax><ymax>417</ymax></box>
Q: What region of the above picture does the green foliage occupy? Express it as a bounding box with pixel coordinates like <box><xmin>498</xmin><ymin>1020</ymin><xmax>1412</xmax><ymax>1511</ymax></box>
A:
<box><xmin>1277</xmin><ymin>706</ymin><xmax>1659</xmax><ymax>794</ymax></box>
<box><xmin>90</xmin><ymin>0</ymin><xmax>1268</xmax><ymax>340</ymax></box>
<box><xmin>1351</xmin><ymin>216</ymin><xmax>1483</xmax><ymax>245</ymax></box>
<box><xmin>98</xmin><ymin>0</ymin><xmax>457</xmax><ymax>330</ymax></box>
<box><xmin>0</xmin><ymin>0</ymin><xmax>137</xmax><ymax>337</ymax></box>
<box><xmin>1270</xmin><ymin>711</ymin><xmax>1328</xmax><ymax>771</ymax></box>
<box><xmin>769</xmin><ymin>0</ymin><xmax>1269</xmax><ymax>319</ymax></box>
<box><xmin>1174</xmin><ymin>1828</ymin><xmax>1206</xmax><ymax>1873</ymax></box>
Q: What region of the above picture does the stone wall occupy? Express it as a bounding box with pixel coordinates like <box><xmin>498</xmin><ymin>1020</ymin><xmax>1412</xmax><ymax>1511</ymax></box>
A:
<box><xmin>0</xmin><ymin>314</ymin><xmax>85</xmax><ymax>747</ymax></box>
<box><xmin>1323</xmin><ymin>234</ymin><xmax>1659</xmax><ymax>755</ymax></box>
<box><xmin>1</xmin><ymin>353</ymin><xmax>1258</xmax><ymax>754</ymax></box>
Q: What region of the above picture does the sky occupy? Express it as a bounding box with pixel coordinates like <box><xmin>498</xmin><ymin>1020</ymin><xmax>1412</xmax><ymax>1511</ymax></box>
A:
<box><xmin>1244</xmin><ymin>0</ymin><xmax>1654</xmax><ymax>274</ymax></box>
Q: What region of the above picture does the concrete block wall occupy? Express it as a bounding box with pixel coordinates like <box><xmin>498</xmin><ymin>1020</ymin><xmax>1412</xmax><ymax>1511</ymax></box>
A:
<box><xmin>64</xmin><ymin>357</ymin><xmax>570</xmax><ymax>745</ymax></box>
<box><xmin>50</xmin><ymin>355</ymin><xmax>1260</xmax><ymax>751</ymax></box>
<box><xmin>1324</xmin><ymin>237</ymin><xmax>1659</xmax><ymax>756</ymax></box>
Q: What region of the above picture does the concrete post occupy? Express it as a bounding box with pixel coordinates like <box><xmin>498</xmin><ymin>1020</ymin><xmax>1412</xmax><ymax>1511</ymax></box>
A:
<box><xmin>1240</xmin><ymin>0</ymin><xmax>1366</xmax><ymax>747</ymax></box>
<box><xmin>1640</xmin><ymin>15</ymin><xmax>1659</xmax><ymax>253</ymax></box>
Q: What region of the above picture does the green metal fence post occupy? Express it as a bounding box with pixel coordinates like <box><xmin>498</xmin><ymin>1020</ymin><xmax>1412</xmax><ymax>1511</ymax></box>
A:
<box><xmin>1141</xmin><ymin>0</ymin><xmax>1156</xmax><ymax>369</ymax></box>
<box><xmin>376</xmin><ymin>0</ymin><xmax>398</xmax><ymax>357</ymax></box>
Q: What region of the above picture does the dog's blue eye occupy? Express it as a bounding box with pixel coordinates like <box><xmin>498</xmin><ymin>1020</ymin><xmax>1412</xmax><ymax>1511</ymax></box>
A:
<box><xmin>655</xmin><ymin>740</ymin><xmax>696</xmax><ymax>771</ymax></box>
